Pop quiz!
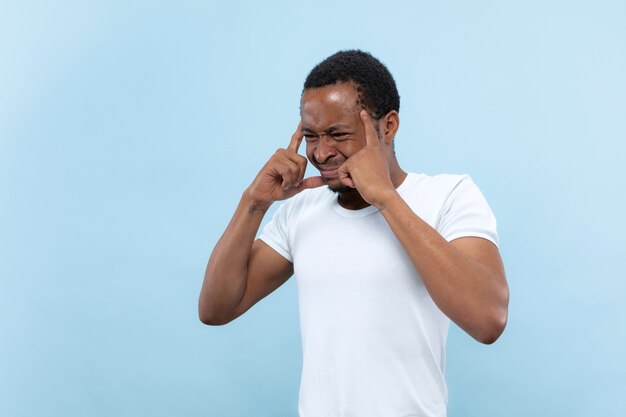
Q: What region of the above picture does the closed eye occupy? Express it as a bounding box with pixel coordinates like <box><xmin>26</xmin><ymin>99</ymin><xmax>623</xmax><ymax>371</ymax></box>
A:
<box><xmin>303</xmin><ymin>134</ymin><xmax>318</xmax><ymax>142</ymax></box>
<box><xmin>331</xmin><ymin>133</ymin><xmax>350</xmax><ymax>141</ymax></box>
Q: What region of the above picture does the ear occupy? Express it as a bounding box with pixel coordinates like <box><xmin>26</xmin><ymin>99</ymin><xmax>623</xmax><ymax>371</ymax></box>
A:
<box><xmin>381</xmin><ymin>110</ymin><xmax>400</xmax><ymax>145</ymax></box>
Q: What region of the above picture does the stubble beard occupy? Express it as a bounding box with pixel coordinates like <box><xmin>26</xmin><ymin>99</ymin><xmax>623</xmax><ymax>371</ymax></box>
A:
<box><xmin>328</xmin><ymin>184</ymin><xmax>353</xmax><ymax>194</ymax></box>
<box><xmin>326</xmin><ymin>180</ymin><xmax>357</xmax><ymax>195</ymax></box>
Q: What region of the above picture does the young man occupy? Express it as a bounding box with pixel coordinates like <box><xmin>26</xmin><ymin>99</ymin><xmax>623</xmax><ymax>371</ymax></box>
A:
<box><xmin>199</xmin><ymin>50</ymin><xmax>509</xmax><ymax>417</ymax></box>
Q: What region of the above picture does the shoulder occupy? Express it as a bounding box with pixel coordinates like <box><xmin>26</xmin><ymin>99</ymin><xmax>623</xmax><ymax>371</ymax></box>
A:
<box><xmin>259</xmin><ymin>186</ymin><xmax>333</xmax><ymax>262</ymax></box>
<box><xmin>419</xmin><ymin>173</ymin><xmax>498</xmax><ymax>245</ymax></box>
<box><xmin>400</xmin><ymin>173</ymin><xmax>494</xmax><ymax>230</ymax></box>
<box><xmin>407</xmin><ymin>172</ymin><xmax>491</xmax><ymax>210</ymax></box>
<box><xmin>401</xmin><ymin>172</ymin><xmax>474</xmax><ymax>202</ymax></box>
<box><xmin>408</xmin><ymin>172</ymin><xmax>470</xmax><ymax>190</ymax></box>
<box><xmin>272</xmin><ymin>186</ymin><xmax>334</xmax><ymax>220</ymax></box>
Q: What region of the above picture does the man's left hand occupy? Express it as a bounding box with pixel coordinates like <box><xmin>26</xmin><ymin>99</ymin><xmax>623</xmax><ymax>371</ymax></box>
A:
<box><xmin>337</xmin><ymin>110</ymin><xmax>396</xmax><ymax>207</ymax></box>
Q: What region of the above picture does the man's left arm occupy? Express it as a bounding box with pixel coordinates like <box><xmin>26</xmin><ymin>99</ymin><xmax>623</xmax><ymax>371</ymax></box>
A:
<box><xmin>340</xmin><ymin>110</ymin><xmax>509</xmax><ymax>344</ymax></box>
<box><xmin>377</xmin><ymin>193</ymin><xmax>508</xmax><ymax>344</ymax></box>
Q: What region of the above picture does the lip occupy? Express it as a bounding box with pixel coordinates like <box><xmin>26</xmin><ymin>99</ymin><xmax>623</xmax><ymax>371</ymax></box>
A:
<box><xmin>319</xmin><ymin>166</ymin><xmax>339</xmax><ymax>179</ymax></box>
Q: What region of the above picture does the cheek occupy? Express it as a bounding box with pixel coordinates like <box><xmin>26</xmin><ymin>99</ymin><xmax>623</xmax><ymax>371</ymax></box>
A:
<box><xmin>339</xmin><ymin>141</ymin><xmax>363</xmax><ymax>158</ymax></box>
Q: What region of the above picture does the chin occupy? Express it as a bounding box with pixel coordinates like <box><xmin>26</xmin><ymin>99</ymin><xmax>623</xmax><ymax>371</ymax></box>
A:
<box><xmin>322</xmin><ymin>176</ymin><xmax>356</xmax><ymax>194</ymax></box>
<box><xmin>328</xmin><ymin>186</ymin><xmax>352</xmax><ymax>194</ymax></box>
<box><xmin>327</xmin><ymin>183</ymin><xmax>356</xmax><ymax>194</ymax></box>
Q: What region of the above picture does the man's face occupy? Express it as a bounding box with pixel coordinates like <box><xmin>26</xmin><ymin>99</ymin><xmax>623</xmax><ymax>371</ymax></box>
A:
<box><xmin>300</xmin><ymin>82</ymin><xmax>375</xmax><ymax>192</ymax></box>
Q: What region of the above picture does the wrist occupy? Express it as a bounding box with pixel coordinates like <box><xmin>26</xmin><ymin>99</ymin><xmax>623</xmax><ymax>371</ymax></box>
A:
<box><xmin>242</xmin><ymin>189</ymin><xmax>272</xmax><ymax>215</ymax></box>
<box><xmin>372</xmin><ymin>188</ymin><xmax>401</xmax><ymax>212</ymax></box>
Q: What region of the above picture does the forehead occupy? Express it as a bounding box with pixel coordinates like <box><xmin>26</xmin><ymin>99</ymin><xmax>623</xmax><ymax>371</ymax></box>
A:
<box><xmin>300</xmin><ymin>83</ymin><xmax>361</xmax><ymax>130</ymax></box>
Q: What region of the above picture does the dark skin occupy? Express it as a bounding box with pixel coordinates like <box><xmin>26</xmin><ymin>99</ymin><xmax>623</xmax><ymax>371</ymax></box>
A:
<box><xmin>199</xmin><ymin>82</ymin><xmax>509</xmax><ymax>344</ymax></box>
<box><xmin>299</xmin><ymin>83</ymin><xmax>406</xmax><ymax>209</ymax></box>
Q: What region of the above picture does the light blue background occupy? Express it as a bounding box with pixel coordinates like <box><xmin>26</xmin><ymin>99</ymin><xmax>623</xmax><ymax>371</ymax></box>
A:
<box><xmin>1</xmin><ymin>1</ymin><xmax>625</xmax><ymax>416</ymax></box>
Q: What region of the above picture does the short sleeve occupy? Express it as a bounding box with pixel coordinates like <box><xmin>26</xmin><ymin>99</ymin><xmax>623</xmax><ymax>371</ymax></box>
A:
<box><xmin>259</xmin><ymin>203</ymin><xmax>293</xmax><ymax>262</ymax></box>
<box><xmin>436</xmin><ymin>175</ymin><xmax>499</xmax><ymax>246</ymax></box>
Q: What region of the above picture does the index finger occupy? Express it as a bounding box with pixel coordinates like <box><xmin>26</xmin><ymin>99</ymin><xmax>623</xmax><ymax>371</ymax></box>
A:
<box><xmin>287</xmin><ymin>121</ymin><xmax>303</xmax><ymax>153</ymax></box>
<box><xmin>360</xmin><ymin>110</ymin><xmax>380</xmax><ymax>147</ymax></box>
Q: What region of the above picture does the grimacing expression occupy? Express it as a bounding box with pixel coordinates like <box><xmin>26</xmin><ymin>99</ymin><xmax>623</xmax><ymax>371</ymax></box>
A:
<box><xmin>300</xmin><ymin>82</ymin><xmax>377</xmax><ymax>192</ymax></box>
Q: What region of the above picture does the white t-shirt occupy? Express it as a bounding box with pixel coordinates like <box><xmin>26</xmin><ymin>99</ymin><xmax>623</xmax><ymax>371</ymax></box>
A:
<box><xmin>260</xmin><ymin>173</ymin><xmax>498</xmax><ymax>417</ymax></box>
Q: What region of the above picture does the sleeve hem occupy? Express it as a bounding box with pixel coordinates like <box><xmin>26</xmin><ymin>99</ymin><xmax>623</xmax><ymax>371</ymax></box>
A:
<box><xmin>258</xmin><ymin>234</ymin><xmax>293</xmax><ymax>263</ymax></box>
<box><xmin>445</xmin><ymin>232</ymin><xmax>499</xmax><ymax>247</ymax></box>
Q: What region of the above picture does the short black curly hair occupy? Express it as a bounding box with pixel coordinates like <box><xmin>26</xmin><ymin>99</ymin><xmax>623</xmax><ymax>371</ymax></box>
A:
<box><xmin>303</xmin><ymin>50</ymin><xmax>400</xmax><ymax>120</ymax></box>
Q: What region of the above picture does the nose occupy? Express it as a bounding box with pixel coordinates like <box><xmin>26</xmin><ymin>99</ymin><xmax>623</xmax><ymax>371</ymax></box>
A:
<box><xmin>313</xmin><ymin>136</ymin><xmax>337</xmax><ymax>163</ymax></box>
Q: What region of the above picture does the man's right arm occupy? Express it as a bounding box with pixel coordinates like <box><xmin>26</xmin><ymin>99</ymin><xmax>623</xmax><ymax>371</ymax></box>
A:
<box><xmin>198</xmin><ymin>124</ymin><xmax>324</xmax><ymax>325</ymax></box>
<box><xmin>198</xmin><ymin>192</ymin><xmax>293</xmax><ymax>325</ymax></box>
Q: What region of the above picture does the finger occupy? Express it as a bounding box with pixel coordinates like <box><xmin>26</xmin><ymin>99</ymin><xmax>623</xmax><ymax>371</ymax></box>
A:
<box><xmin>282</xmin><ymin>152</ymin><xmax>307</xmax><ymax>186</ymax></box>
<box><xmin>360</xmin><ymin>110</ymin><xmax>380</xmax><ymax>147</ymax></box>
<box><xmin>298</xmin><ymin>176</ymin><xmax>325</xmax><ymax>190</ymax></box>
<box><xmin>287</xmin><ymin>121</ymin><xmax>304</xmax><ymax>153</ymax></box>
<box><xmin>277</xmin><ymin>158</ymin><xmax>302</xmax><ymax>190</ymax></box>
<box><xmin>337</xmin><ymin>162</ymin><xmax>355</xmax><ymax>189</ymax></box>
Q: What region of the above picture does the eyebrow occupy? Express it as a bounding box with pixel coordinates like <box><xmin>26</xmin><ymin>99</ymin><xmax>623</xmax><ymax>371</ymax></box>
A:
<box><xmin>328</xmin><ymin>124</ymin><xmax>351</xmax><ymax>133</ymax></box>
<box><xmin>301</xmin><ymin>124</ymin><xmax>352</xmax><ymax>134</ymax></box>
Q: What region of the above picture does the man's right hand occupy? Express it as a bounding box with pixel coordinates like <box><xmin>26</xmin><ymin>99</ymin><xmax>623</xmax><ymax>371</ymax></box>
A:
<box><xmin>245</xmin><ymin>122</ymin><xmax>325</xmax><ymax>211</ymax></box>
